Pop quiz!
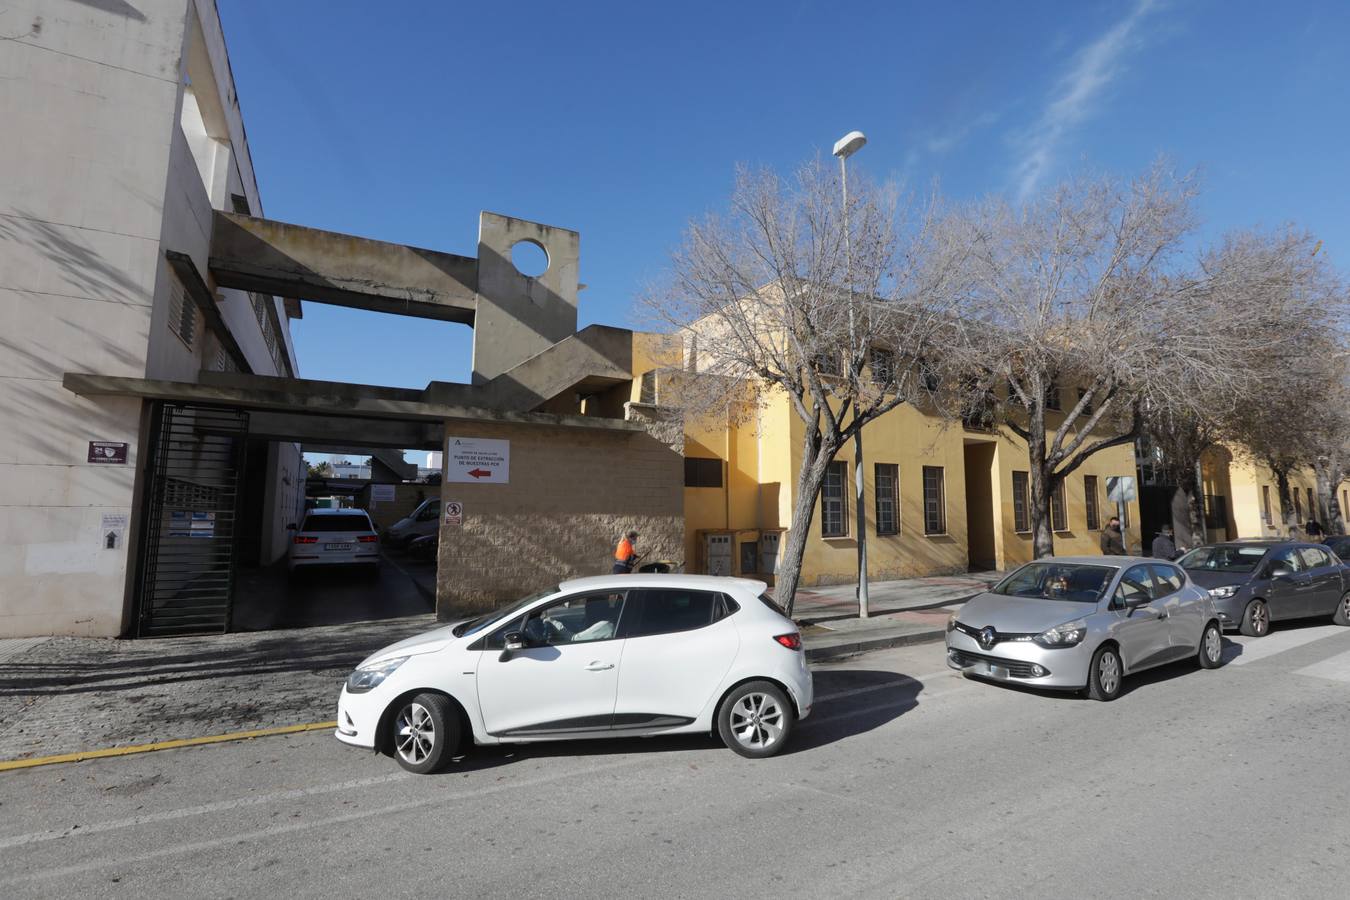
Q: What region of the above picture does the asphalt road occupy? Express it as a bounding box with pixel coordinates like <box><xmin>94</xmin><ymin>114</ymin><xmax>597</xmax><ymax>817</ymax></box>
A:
<box><xmin>3</xmin><ymin>623</ymin><xmax>1349</xmax><ymax>899</ymax></box>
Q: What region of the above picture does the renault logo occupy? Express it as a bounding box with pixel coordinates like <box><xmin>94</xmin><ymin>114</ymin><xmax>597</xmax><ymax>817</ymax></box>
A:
<box><xmin>978</xmin><ymin>626</ymin><xmax>997</xmax><ymax>650</ymax></box>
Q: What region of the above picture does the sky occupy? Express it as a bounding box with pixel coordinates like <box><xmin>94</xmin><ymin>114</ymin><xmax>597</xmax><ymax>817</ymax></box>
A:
<box><xmin>218</xmin><ymin>0</ymin><xmax>1350</xmax><ymax>397</ymax></box>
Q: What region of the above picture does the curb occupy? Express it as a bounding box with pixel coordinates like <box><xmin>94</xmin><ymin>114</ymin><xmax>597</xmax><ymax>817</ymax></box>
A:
<box><xmin>804</xmin><ymin>626</ymin><xmax>946</xmax><ymax>662</ymax></box>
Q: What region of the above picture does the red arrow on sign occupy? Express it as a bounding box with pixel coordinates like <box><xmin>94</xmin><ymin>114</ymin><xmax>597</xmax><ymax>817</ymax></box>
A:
<box><xmin>468</xmin><ymin>468</ymin><xmax>492</xmax><ymax>479</ymax></box>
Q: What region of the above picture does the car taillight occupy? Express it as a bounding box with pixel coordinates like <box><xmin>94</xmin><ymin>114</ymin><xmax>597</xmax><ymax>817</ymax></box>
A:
<box><xmin>773</xmin><ymin>632</ymin><xmax>802</xmax><ymax>650</ymax></box>
<box><xmin>293</xmin><ymin>535</ymin><xmax>317</xmax><ymax>544</ymax></box>
<box><xmin>358</xmin><ymin>535</ymin><xmax>378</xmax><ymax>543</ymax></box>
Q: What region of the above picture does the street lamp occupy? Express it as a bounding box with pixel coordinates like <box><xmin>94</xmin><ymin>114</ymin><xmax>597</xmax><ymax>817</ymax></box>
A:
<box><xmin>833</xmin><ymin>130</ymin><xmax>869</xmax><ymax>618</ymax></box>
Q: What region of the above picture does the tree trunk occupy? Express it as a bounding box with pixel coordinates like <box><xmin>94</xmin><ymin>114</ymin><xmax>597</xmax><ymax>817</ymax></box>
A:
<box><xmin>1314</xmin><ymin>456</ymin><xmax>1347</xmax><ymax>536</ymax></box>
<box><xmin>1273</xmin><ymin>465</ymin><xmax>1296</xmax><ymax>535</ymax></box>
<box><xmin>1026</xmin><ymin>410</ymin><xmax>1055</xmax><ymax>558</ymax></box>
<box><xmin>1182</xmin><ymin>469</ymin><xmax>1204</xmax><ymax>550</ymax></box>
<box><xmin>775</xmin><ymin>430</ymin><xmax>837</xmax><ymax>617</ymax></box>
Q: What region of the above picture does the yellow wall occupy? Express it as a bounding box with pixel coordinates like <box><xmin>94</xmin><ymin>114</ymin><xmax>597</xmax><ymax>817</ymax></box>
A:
<box><xmin>1226</xmin><ymin>453</ymin><xmax>1345</xmax><ymax>539</ymax></box>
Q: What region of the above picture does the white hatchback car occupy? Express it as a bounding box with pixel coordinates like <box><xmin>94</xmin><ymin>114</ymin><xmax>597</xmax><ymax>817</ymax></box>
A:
<box><xmin>287</xmin><ymin>508</ymin><xmax>380</xmax><ymax>573</ymax></box>
<box><xmin>335</xmin><ymin>575</ymin><xmax>812</xmax><ymax>772</ymax></box>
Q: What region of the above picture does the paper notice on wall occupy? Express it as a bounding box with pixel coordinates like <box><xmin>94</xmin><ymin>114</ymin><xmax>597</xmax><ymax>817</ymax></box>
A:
<box><xmin>372</xmin><ymin>484</ymin><xmax>396</xmax><ymax>502</ymax></box>
<box><xmin>101</xmin><ymin>513</ymin><xmax>128</xmax><ymax>550</ymax></box>
<box><xmin>444</xmin><ymin>437</ymin><xmax>509</xmax><ymax>484</ymax></box>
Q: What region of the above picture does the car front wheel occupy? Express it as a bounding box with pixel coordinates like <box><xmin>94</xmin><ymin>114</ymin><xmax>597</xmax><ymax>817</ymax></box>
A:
<box><xmin>390</xmin><ymin>693</ymin><xmax>460</xmax><ymax>774</ymax></box>
<box><xmin>1240</xmin><ymin>599</ymin><xmax>1269</xmax><ymax>637</ymax></box>
<box><xmin>1197</xmin><ymin>621</ymin><xmax>1223</xmax><ymax>669</ymax></box>
<box><xmin>717</xmin><ymin>681</ymin><xmax>794</xmax><ymax>759</ymax></box>
<box><xmin>1086</xmin><ymin>645</ymin><xmax>1124</xmax><ymax>701</ymax></box>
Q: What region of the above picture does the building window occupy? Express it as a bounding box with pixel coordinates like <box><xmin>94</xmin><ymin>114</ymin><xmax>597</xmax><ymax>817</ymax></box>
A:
<box><xmin>875</xmin><ymin>463</ymin><xmax>899</xmax><ymax>535</ymax></box>
<box><xmin>919</xmin><ymin>360</ymin><xmax>940</xmax><ymax>393</ymax></box>
<box><xmin>1205</xmin><ymin>494</ymin><xmax>1228</xmax><ymax>529</ymax></box>
<box><xmin>821</xmin><ymin>461</ymin><xmax>848</xmax><ymax>537</ymax></box>
<box><xmin>1084</xmin><ymin>475</ymin><xmax>1100</xmax><ymax>531</ymax></box>
<box><xmin>1051</xmin><ymin>481</ymin><xmax>1068</xmax><ymax>532</ymax></box>
<box><xmin>1261</xmin><ymin>485</ymin><xmax>1272</xmax><ymax>525</ymax></box>
<box><xmin>814</xmin><ymin>351</ymin><xmax>842</xmax><ymax>378</ymax></box>
<box><xmin>1307</xmin><ymin>487</ymin><xmax>1316</xmax><ymax>521</ymax></box>
<box><xmin>922</xmin><ymin>466</ymin><xmax>946</xmax><ymax>535</ymax></box>
<box><xmin>870</xmin><ymin>348</ymin><xmax>895</xmax><ymax>387</ymax></box>
<box><xmin>1044</xmin><ymin>380</ymin><xmax>1062</xmax><ymax>411</ymax></box>
<box><xmin>168</xmin><ymin>275</ymin><xmax>197</xmax><ymax>349</ymax></box>
<box><xmin>1294</xmin><ymin>490</ymin><xmax>1303</xmax><ymax>522</ymax></box>
<box><xmin>1012</xmin><ymin>471</ymin><xmax>1031</xmax><ymax>534</ymax></box>
<box><xmin>639</xmin><ymin>371</ymin><xmax>657</xmax><ymax>405</ymax></box>
<box><xmin>684</xmin><ymin>458</ymin><xmax>722</xmax><ymax>488</ymax></box>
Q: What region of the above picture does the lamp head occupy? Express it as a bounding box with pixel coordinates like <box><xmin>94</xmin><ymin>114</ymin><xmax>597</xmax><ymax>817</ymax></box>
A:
<box><xmin>833</xmin><ymin>131</ymin><xmax>867</xmax><ymax>159</ymax></box>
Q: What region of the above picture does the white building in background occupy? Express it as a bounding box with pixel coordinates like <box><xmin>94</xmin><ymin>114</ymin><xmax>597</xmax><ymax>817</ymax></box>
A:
<box><xmin>0</xmin><ymin>0</ymin><xmax>302</xmax><ymax>636</ymax></box>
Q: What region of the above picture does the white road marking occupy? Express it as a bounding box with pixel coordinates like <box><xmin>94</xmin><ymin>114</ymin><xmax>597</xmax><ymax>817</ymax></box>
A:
<box><xmin>0</xmin><ymin>757</ymin><xmax>649</xmax><ymax>885</ymax></box>
<box><xmin>1294</xmin><ymin>647</ymin><xmax>1350</xmax><ymax>684</ymax></box>
<box><xmin>1225</xmin><ymin>625</ymin><xmax>1346</xmax><ymax>666</ymax></box>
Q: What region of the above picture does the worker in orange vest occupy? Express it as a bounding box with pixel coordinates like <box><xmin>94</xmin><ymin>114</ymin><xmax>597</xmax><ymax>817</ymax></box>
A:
<box><xmin>613</xmin><ymin>530</ymin><xmax>640</xmax><ymax>574</ymax></box>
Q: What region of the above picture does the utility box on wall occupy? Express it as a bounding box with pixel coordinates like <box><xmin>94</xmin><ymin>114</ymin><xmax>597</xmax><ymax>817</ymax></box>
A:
<box><xmin>698</xmin><ymin>529</ymin><xmax>782</xmax><ymax>581</ymax></box>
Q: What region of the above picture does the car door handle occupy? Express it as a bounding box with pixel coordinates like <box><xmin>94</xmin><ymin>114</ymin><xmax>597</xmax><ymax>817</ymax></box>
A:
<box><xmin>584</xmin><ymin>661</ymin><xmax>614</xmax><ymax>671</ymax></box>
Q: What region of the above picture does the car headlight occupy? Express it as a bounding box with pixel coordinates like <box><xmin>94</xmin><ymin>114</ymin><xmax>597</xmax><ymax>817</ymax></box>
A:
<box><xmin>1034</xmin><ymin>620</ymin><xmax>1087</xmax><ymax>648</ymax></box>
<box><xmin>345</xmin><ymin>657</ymin><xmax>407</xmax><ymax>694</ymax></box>
<box><xmin>1208</xmin><ymin>585</ymin><xmax>1238</xmax><ymax>599</ymax></box>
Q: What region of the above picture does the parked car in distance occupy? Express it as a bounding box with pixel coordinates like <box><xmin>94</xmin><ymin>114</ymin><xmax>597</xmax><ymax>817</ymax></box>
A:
<box><xmin>288</xmin><ymin>508</ymin><xmax>380</xmax><ymax>574</ymax></box>
<box><xmin>335</xmin><ymin>574</ymin><xmax>812</xmax><ymax>772</ymax></box>
<box><xmin>385</xmin><ymin>497</ymin><xmax>441</xmax><ymax>549</ymax></box>
<box><xmin>1177</xmin><ymin>540</ymin><xmax>1350</xmax><ymax>636</ymax></box>
<box><xmin>1324</xmin><ymin>534</ymin><xmax>1350</xmax><ymax>562</ymax></box>
<box><xmin>406</xmin><ymin>532</ymin><xmax>437</xmax><ymax>561</ymax></box>
<box><xmin>946</xmin><ymin>557</ymin><xmax>1223</xmax><ymax>701</ymax></box>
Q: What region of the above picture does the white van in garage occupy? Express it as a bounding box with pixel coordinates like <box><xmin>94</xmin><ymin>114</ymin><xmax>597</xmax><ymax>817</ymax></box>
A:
<box><xmin>385</xmin><ymin>497</ymin><xmax>441</xmax><ymax>548</ymax></box>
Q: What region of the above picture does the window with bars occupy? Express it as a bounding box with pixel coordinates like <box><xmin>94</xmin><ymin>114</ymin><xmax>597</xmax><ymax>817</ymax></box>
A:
<box><xmin>1051</xmin><ymin>481</ymin><xmax>1068</xmax><ymax>532</ymax></box>
<box><xmin>684</xmin><ymin>458</ymin><xmax>723</xmax><ymax>488</ymax></box>
<box><xmin>1012</xmin><ymin>471</ymin><xmax>1030</xmax><ymax>533</ymax></box>
<box><xmin>875</xmin><ymin>463</ymin><xmax>899</xmax><ymax>535</ymax></box>
<box><xmin>1294</xmin><ymin>490</ymin><xmax>1303</xmax><ymax>522</ymax></box>
<box><xmin>1084</xmin><ymin>475</ymin><xmax>1101</xmax><ymax>530</ymax></box>
<box><xmin>639</xmin><ymin>371</ymin><xmax>658</xmax><ymax>405</ymax></box>
<box><xmin>822</xmin><ymin>461</ymin><xmax>848</xmax><ymax>537</ymax></box>
<box><xmin>1307</xmin><ymin>487</ymin><xmax>1316</xmax><ymax>521</ymax></box>
<box><xmin>813</xmin><ymin>351</ymin><xmax>842</xmax><ymax>378</ymax></box>
<box><xmin>922</xmin><ymin>466</ymin><xmax>946</xmax><ymax>535</ymax></box>
<box><xmin>870</xmin><ymin>348</ymin><xmax>895</xmax><ymax>387</ymax></box>
<box><xmin>168</xmin><ymin>276</ymin><xmax>197</xmax><ymax>349</ymax></box>
<box><xmin>1205</xmin><ymin>494</ymin><xmax>1228</xmax><ymax>527</ymax></box>
<box><xmin>1261</xmin><ymin>485</ymin><xmax>1272</xmax><ymax>524</ymax></box>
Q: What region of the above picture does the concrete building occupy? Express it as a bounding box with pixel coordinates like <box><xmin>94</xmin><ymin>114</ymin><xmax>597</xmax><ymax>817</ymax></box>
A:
<box><xmin>1</xmin><ymin>0</ymin><xmax>302</xmax><ymax>637</ymax></box>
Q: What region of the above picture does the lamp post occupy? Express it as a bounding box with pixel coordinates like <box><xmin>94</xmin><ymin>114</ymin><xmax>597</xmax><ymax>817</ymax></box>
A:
<box><xmin>833</xmin><ymin>130</ymin><xmax>869</xmax><ymax>618</ymax></box>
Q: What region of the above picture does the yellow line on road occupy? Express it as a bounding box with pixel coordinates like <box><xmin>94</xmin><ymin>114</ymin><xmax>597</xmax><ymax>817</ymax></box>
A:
<box><xmin>0</xmin><ymin>721</ymin><xmax>338</xmax><ymax>772</ymax></box>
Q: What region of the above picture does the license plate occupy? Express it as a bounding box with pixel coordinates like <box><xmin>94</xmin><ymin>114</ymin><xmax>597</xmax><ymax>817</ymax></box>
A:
<box><xmin>987</xmin><ymin>664</ymin><xmax>1010</xmax><ymax>679</ymax></box>
<box><xmin>325</xmin><ymin>543</ymin><xmax>352</xmax><ymax>551</ymax></box>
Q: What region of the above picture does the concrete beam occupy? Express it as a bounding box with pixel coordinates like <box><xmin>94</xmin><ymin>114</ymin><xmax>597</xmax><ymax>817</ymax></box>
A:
<box><xmin>250</xmin><ymin>417</ymin><xmax>443</xmax><ymax>450</ymax></box>
<box><xmin>209</xmin><ymin>212</ymin><xmax>478</xmax><ymax>323</ymax></box>
<box><xmin>63</xmin><ymin>373</ymin><xmax>645</xmax><ymax>434</ymax></box>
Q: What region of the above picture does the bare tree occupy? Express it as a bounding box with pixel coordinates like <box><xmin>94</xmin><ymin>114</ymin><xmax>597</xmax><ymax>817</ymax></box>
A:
<box><xmin>644</xmin><ymin>159</ymin><xmax>970</xmax><ymax>614</ymax></box>
<box><xmin>938</xmin><ymin>163</ymin><xmax>1203</xmax><ymax>557</ymax></box>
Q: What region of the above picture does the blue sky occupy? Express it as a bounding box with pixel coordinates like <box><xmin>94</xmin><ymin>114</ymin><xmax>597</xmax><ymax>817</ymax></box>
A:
<box><xmin>220</xmin><ymin>0</ymin><xmax>1350</xmax><ymax>394</ymax></box>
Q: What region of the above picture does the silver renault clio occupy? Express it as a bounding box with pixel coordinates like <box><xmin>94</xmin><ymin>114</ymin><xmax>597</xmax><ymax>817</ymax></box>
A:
<box><xmin>946</xmin><ymin>557</ymin><xmax>1223</xmax><ymax>701</ymax></box>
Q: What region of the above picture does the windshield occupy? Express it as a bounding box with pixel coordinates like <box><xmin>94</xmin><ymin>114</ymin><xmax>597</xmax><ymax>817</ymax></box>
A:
<box><xmin>1178</xmin><ymin>545</ymin><xmax>1268</xmax><ymax>573</ymax></box>
<box><xmin>452</xmin><ymin>586</ymin><xmax>559</xmax><ymax>638</ymax></box>
<box><xmin>992</xmin><ymin>562</ymin><xmax>1116</xmax><ymax>603</ymax></box>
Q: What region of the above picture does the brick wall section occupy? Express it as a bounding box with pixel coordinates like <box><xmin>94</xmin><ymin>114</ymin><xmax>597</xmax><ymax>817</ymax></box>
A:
<box><xmin>435</xmin><ymin>407</ymin><xmax>683</xmax><ymax>618</ymax></box>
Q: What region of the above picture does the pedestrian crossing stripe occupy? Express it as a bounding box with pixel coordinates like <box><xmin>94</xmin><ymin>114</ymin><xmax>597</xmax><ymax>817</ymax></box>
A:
<box><xmin>1295</xmin><ymin>648</ymin><xmax>1350</xmax><ymax>684</ymax></box>
<box><xmin>1224</xmin><ymin>624</ymin><xmax>1345</xmax><ymax>666</ymax></box>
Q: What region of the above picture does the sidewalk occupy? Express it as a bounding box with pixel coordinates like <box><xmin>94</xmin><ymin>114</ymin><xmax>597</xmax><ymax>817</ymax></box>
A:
<box><xmin>0</xmin><ymin>571</ymin><xmax>997</xmax><ymax>764</ymax></box>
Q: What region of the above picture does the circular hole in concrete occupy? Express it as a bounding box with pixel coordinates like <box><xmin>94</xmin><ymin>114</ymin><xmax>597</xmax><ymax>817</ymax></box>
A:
<box><xmin>511</xmin><ymin>240</ymin><xmax>549</xmax><ymax>278</ymax></box>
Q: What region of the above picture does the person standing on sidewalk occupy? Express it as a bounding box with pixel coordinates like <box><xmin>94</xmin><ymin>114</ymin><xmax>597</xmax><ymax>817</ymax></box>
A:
<box><xmin>613</xmin><ymin>530</ymin><xmax>641</xmax><ymax>574</ymax></box>
<box><xmin>1100</xmin><ymin>516</ymin><xmax>1126</xmax><ymax>555</ymax></box>
<box><xmin>1151</xmin><ymin>524</ymin><xmax>1177</xmax><ymax>560</ymax></box>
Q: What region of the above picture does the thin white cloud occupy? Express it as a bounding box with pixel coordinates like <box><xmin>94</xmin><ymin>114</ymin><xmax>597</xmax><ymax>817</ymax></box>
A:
<box><xmin>1014</xmin><ymin>0</ymin><xmax>1160</xmax><ymax>200</ymax></box>
<box><xmin>925</xmin><ymin>110</ymin><xmax>1001</xmax><ymax>155</ymax></box>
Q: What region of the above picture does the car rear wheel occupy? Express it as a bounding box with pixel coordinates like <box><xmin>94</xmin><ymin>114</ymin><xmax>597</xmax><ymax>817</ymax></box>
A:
<box><xmin>1086</xmin><ymin>645</ymin><xmax>1123</xmax><ymax>701</ymax></box>
<box><xmin>1240</xmin><ymin>599</ymin><xmax>1269</xmax><ymax>637</ymax></box>
<box><xmin>1197</xmin><ymin>621</ymin><xmax>1223</xmax><ymax>669</ymax></box>
<box><xmin>390</xmin><ymin>693</ymin><xmax>459</xmax><ymax>774</ymax></box>
<box><xmin>717</xmin><ymin>681</ymin><xmax>794</xmax><ymax>759</ymax></box>
<box><xmin>1334</xmin><ymin>592</ymin><xmax>1350</xmax><ymax>627</ymax></box>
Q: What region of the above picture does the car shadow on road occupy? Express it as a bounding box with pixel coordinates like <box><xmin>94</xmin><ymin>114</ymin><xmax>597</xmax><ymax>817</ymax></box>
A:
<box><xmin>428</xmin><ymin>669</ymin><xmax>921</xmax><ymax>772</ymax></box>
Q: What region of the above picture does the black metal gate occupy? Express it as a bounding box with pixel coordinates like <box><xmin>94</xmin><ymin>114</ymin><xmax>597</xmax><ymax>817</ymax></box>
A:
<box><xmin>135</xmin><ymin>403</ymin><xmax>249</xmax><ymax>637</ymax></box>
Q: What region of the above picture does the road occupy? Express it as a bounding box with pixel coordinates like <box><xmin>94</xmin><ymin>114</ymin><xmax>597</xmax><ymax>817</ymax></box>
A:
<box><xmin>2</xmin><ymin>623</ymin><xmax>1349</xmax><ymax>898</ymax></box>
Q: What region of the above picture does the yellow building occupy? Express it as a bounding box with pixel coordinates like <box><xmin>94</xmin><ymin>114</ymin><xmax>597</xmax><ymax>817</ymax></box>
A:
<box><xmin>1222</xmin><ymin>452</ymin><xmax>1348</xmax><ymax>539</ymax></box>
<box><xmin>668</xmin><ymin>382</ymin><xmax>1141</xmax><ymax>586</ymax></box>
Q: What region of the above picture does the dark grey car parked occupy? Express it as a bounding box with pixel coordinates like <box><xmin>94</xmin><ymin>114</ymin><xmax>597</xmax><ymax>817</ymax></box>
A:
<box><xmin>1177</xmin><ymin>540</ymin><xmax>1350</xmax><ymax>636</ymax></box>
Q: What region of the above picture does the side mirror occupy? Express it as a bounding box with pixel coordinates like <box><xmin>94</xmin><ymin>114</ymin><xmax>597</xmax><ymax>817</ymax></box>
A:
<box><xmin>1123</xmin><ymin>595</ymin><xmax>1152</xmax><ymax>610</ymax></box>
<box><xmin>503</xmin><ymin>632</ymin><xmax>524</xmax><ymax>651</ymax></box>
<box><xmin>1267</xmin><ymin>565</ymin><xmax>1293</xmax><ymax>580</ymax></box>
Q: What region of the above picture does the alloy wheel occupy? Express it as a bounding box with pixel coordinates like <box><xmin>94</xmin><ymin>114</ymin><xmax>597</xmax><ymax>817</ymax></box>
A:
<box><xmin>1098</xmin><ymin>651</ymin><xmax>1121</xmax><ymax>695</ymax></box>
<box><xmin>395</xmin><ymin>702</ymin><xmax>435</xmax><ymax>766</ymax></box>
<box><xmin>1252</xmin><ymin>603</ymin><xmax>1268</xmax><ymax>635</ymax></box>
<box><xmin>1205</xmin><ymin>626</ymin><xmax>1222</xmax><ymax>664</ymax></box>
<box><xmin>728</xmin><ymin>692</ymin><xmax>784</xmax><ymax>751</ymax></box>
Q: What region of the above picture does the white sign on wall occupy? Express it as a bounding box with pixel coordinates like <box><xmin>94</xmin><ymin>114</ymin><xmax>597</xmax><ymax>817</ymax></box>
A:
<box><xmin>371</xmin><ymin>484</ymin><xmax>395</xmax><ymax>502</ymax></box>
<box><xmin>444</xmin><ymin>500</ymin><xmax>463</xmax><ymax>526</ymax></box>
<box><xmin>445</xmin><ymin>437</ymin><xmax>510</xmax><ymax>484</ymax></box>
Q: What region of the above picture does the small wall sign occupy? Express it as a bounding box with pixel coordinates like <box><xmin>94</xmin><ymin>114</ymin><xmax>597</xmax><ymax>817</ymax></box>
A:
<box><xmin>444</xmin><ymin>500</ymin><xmax>463</xmax><ymax>526</ymax></box>
<box><xmin>88</xmin><ymin>441</ymin><xmax>128</xmax><ymax>464</ymax></box>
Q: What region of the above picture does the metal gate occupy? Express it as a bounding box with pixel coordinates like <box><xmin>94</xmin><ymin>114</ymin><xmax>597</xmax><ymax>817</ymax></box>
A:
<box><xmin>135</xmin><ymin>403</ymin><xmax>249</xmax><ymax>637</ymax></box>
